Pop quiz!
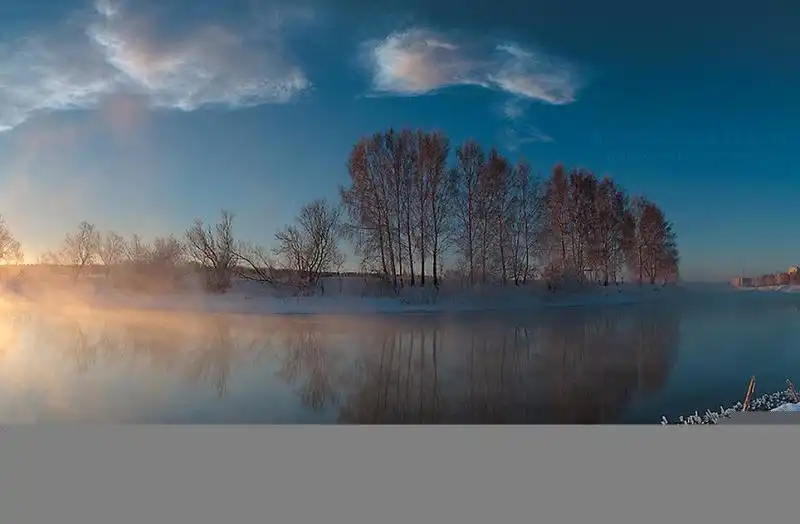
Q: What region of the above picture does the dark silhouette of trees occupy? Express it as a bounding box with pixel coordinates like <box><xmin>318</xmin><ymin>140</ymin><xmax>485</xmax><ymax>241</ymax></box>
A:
<box><xmin>451</xmin><ymin>140</ymin><xmax>484</xmax><ymax>286</ymax></box>
<box><xmin>622</xmin><ymin>197</ymin><xmax>679</xmax><ymax>285</ymax></box>
<box><xmin>341</xmin><ymin>133</ymin><xmax>396</xmax><ymax>288</ymax></box>
<box><xmin>507</xmin><ymin>161</ymin><xmax>539</xmax><ymax>285</ymax></box>
<box><xmin>591</xmin><ymin>177</ymin><xmax>628</xmax><ymax>285</ymax></box>
<box><xmin>273</xmin><ymin>198</ymin><xmax>345</xmax><ymax>291</ymax></box>
<box><xmin>185</xmin><ymin>210</ymin><xmax>238</xmax><ymax>293</ymax></box>
<box><xmin>342</xmin><ymin>128</ymin><xmax>680</xmax><ymax>290</ymax></box>
<box><xmin>423</xmin><ymin>131</ymin><xmax>452</xmax><ymax>287</ymax></box>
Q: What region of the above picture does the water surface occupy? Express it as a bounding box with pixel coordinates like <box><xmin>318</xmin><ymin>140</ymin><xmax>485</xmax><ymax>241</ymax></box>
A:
<box><xmin>2</xmin><ymin>291</ymin><xmax>799</xmax><ymax>423</ymax></box>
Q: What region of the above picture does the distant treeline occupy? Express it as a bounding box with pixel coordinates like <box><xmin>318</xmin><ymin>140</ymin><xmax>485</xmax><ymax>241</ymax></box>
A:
<box><xmin>0</xmin><ymin>128</ymin><xmax>679</xmax><ymax>295</ymax></box>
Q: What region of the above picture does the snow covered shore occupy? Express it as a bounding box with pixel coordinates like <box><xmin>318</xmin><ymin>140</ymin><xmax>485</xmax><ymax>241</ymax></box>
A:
<box><xmin>735</xmin><ymin>284</ymin><xmax>800</xmax><ymax>294</ymax></box>
<box><xmin>0</xmin><ymin>274</ymin><xmax>688</xmax><ymax>317</ymax></box>
<box><xmin>662</xmin><ymin>390</ymin><xmax>800</xmax><ymax>425</ymax></box>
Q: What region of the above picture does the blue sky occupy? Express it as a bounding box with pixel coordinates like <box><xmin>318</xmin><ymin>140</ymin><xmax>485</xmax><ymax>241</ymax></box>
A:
<box><xmin>0</xmin><ymin>0</ymin><xmax>797</xmax><ymax>280</ymax></box>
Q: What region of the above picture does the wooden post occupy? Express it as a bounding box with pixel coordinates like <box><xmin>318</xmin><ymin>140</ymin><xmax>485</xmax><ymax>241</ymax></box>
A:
<box><xmin>742</xmin><ymin>375</ymin><xmax>756</xmax><ymax>412</ymax></box>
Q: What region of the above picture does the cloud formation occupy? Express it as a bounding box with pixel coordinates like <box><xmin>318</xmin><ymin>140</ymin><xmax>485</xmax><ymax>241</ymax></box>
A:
<box><xmin>364</xmin><ymin>27</ymin><xmax>582</xmax><ymax>148</ymax></box>
<box><xmin>364</xmin><ymin>28</ymin><xmax>581</xmax><ymax>105</ymax></box>
<box><xmin>499</xmin><ymin>98</ymin><xmax>553</xmax><ymax>150</ymax></box>
<box><xmin>0</xmin><ymin>0</ymin><xmax>312</xmax><ymax>132</ymax></box>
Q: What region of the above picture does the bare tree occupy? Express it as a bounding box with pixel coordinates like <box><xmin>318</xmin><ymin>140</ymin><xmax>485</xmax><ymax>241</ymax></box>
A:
<box><xmin>383</xmin><ymin>129</ymin><xmax>409</xmax><ymax>288</ymax></box>
<box><xmin>38</xmin><ymin>250</ymin><xmax>63</xmax><ymax>265</ymax></box>
<box><xmin>151</xmin><ymin>235</ymin><xmax>185</xmax><ymax>268</ymax></box>
<box><xmin>483</xmin><ymin>149</ymin><xmax>511</xmax><ymax>284</ymax></box>
<box><xmin>342</xmin><ymin>133</ymin><xmax>397</xmax><ymax>289</ymax></box>
<box><xmin>451</xmin><ymin>140</ymin><xmax>485</xmax><ymax>286</ymax></box>
<box><xmin>540</xmin><ymin>165</ymin><xmax>570</xmax><ymax>273</ymax></box>
<box><xmin>233</xmin><ymin>241</ymin><xmax>277</xmax><ymax>286</ymax></box>
<box><xmin>658</xmin><ymin>238</ymin><xmax>680</xmax><ymax>284</ymax></box>
<box><xmin>148</xmin><ymin>235</ymin><xmax>186</xmax><ymax>289</ymax></box>
<box><xmin>185</xmin><ymin>210</ymin><xmax>238</xmax><ymax>293</ymax></box>
<box><xmin>274</xmin><ymin>199</ymin><xmax>344</xmax><ymax>292</ymax></box>
<box><xmin>508</xmin><ymin>161</ymin><xmax>539</xmax><ymax>285</ymax></box>
<box><xmin>423</xmin><ymin>131</ymin><xmax>452</xmax><ymax>288</ymax></box>
<box><xmin>0</xmin><ymin>216</ymin><xmax>23</xmax><ymax>265</ymax></box>
<box><xmin>566</xmin><ymin>169</ymin><xmax>599</xmax><ymax>281</ymax></box>
<box><xmin>98</xmin><ymin>231</ymin><xmax>127</xmax><ymax>279</ymax></box>
<box><xmin>412</xmin><ymin>130</ymin><xmax>430</xmax><ymax>286</ymax></box>
<box><xmin>62</xmin><ymin>221</ymin><xmax>100</xmax><ymax>281</ymax></box>
<box><xmin>590</xmin><ymin>178</ymin><xmax>627</xmax><ymax>285</ymax></box>
<box><xmin>622</xmin><ymin>197</ymin><xmax>678</xmax><ymax>285</ymax></box>
<box><xmin>125</xmin><ymin>233</ymin><xmax>152</xmax><ymax>266</ymax></box>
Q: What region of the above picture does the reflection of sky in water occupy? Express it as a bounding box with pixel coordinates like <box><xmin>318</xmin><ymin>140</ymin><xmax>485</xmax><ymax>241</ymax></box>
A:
<box><xmin>0</xmin><ymin>294</ymin><xmax>799</xmax><ymax>423</ymax></box>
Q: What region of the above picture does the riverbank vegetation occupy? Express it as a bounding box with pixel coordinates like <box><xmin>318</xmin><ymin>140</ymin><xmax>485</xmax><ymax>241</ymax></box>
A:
<box><xmin>0</xmin><ymin>127</ymin><xmax>680</xmax><ymax>300</ymax></box>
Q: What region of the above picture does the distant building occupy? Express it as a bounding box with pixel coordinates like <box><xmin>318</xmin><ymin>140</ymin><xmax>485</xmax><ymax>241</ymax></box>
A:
<box><xmin>731</xmin><ymin>276</ymin><xmax>754</xmax><ymax>288</ymax></box>
<box><xmin>776</xmin><ymin>272</ymin><xmax>791</xmax><ymax>285</ymax></box>
<box><xmin>789</xmin><ymin>266</ymin><xmax>800</xmax><ymax>275</ymax></box>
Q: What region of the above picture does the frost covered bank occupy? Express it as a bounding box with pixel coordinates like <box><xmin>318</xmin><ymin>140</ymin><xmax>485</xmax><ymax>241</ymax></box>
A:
<box><xmin>663</xmin><ymin>390</ymin><xmax>800</xmax><ymax>425</ymax></box>
<box><xmin>0</xmin><ymin>274</ymin><xmax>688</xmax><ymax>316</ymax></box>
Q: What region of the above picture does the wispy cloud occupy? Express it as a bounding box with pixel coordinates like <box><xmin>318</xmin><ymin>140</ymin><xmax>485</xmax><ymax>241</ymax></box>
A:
<box><xmin>502</xmin><ymin>98</ymin><xmax>528</xmax><ymax>120</ymax></box>
<box><xmin>504</xmin><ymin>125</ymin><xmax>554</xmax><ymax>152</ymax></box>
<box><xmin>0</xmin><ymin>0</ymin><xmax>313</xmax><ymax>132</ymax></box>
<box><xmin>363</xmin><ymin>27</ymin><xmax>582</xmax><ymax>149</ymax></box>
<box><xmin>363</xmin><ymin>28</ymin><xmax>581</xmax><ymax>105</ymax></box>
<box><xmin>499</xmin><ymin>97</ymin><xmax>553</xmax><ymax>150</ymax></box>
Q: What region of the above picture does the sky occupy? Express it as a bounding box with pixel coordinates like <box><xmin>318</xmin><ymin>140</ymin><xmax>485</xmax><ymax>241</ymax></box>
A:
<box><xmin>0</xmin><ymin>0</ymin><xmax>797</xmax><ymax>281</ymax></box>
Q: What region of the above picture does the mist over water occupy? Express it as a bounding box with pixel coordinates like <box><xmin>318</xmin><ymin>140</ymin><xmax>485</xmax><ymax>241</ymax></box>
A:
<box><xmin>1</xmin><ymin>291</ymin><xmax>799</xmax><ymax>424</ymax></box>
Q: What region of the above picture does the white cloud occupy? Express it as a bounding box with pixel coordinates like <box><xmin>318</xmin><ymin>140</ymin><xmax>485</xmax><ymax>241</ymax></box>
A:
<box><xmin>488</xmin><ymin>44</ymin><xmax>578</xmax><ymax>105</ymax></box>
<box><xmin>364</xmin><ymin>27</ymin><xmax>582</xmax><ymax>148</ymax></box>
<box><xmin>0</xmin><ymin>0</ymin><xmax>312</xmax><ymax>132</ymax></box>
<box><xmin>364</xmin><ymin>28</ymin><xmax>581</xmax><ymax>105</ymax></box>
<box><xmin>367</xmin><ymin>28</ymin><xmax>489</xmax><ymax>95</ymax></box>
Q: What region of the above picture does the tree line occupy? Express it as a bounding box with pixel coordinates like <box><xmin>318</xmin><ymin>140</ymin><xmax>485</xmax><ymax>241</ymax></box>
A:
<box><xmin>0</xmin><ymin>127</ymin><xmax>679</xmax><ymax>294</ymax></box>
<box><xmin>341</xmin><ymin>128</ymin><xmax>679</xmax><ymax>291</ymax></box>
<box><xmin>27</xmin><ymin>200</ymin><xmax>344</xmax><ymax>294</ymax></box>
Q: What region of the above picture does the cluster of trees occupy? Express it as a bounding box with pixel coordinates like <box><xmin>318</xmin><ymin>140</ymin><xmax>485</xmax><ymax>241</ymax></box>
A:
<box><xmin>0</xmin><ymin>127</ymin><xmax>679</xmax><ymax>295</ymax></box>
<box><xmin>342</xmin><ymin>128</ymin><xmax>679</xmax><ymax>291</ymax></box>
<box><xmin>27</xmin><ymin>198</ymin><xmax>344</xmax><ymax>294</ymax></box>
<box><xmin>540</xmin><ymin>166</ymin><xmax>679</xmax><ymax>287</ymax></box>
<box><xmin>0</xmin><ymin>216</ymin><xmax>23</xmax><ymax>266</ymax></box>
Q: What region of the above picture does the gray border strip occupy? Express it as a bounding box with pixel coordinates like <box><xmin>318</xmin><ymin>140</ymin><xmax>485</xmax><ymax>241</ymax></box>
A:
<box><xmin>0</xmin><ymin>426</ymin><xmax>797</xmax><ymax>524</ymax></box>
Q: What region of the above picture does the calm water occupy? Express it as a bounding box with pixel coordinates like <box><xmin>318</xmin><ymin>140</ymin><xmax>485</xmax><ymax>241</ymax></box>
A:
<box><xmin>2</xmin><ymin>290</ymin><xmax>800</xmax><ymax>423</ymax></box>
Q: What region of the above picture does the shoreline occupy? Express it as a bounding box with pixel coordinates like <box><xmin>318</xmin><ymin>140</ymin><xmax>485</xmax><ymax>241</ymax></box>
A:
<box><xmin>662</xmin><ymin>389</ymin><xmax>799</xmax><ymax>425</ymax></box>
<box><xmin>0</xmin><ymin>279</ymin><xmax>688</xmax><ymax>317</ymax></box>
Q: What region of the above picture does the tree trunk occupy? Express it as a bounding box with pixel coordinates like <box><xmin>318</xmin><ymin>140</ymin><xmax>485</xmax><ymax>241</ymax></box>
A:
<box><xmin>638</xmin><ymin>246</ymin><xmax>643</xmax><ymax>285</ymax></box>
<box><xmin>406</xmin><ymin>211</ymin><xmax>415</xmax><ymax>287</ymax></box>
<box><xmin>467</xmin><ymin>201</ymin><xmax>474</xmax><ymax>286</ymax></box>
<box><xmin>419</xmin><ymin>229</ymin><xmax>425</xmax><ymax>287</ymax></box>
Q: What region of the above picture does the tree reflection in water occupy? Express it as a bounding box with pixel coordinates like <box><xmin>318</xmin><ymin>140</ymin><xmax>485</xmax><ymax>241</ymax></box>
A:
<box><xmin>276</xmin><ymin>318</ymin><xmax>343</xmax><ymax>411</ymax></box>
<box><xmin>329</xmin><ymin>308</ymin><xmax>681</xmax><ymax>424</ymax></box>
<box><xmin>7</xmin><ymin>304</ymin><xmax>682</xmax><ymax>423</ymax></box>
<box><xmin>33</xmin><ymin>310</ymin><xmax>272</xmax><ymax>399</ymax></box>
